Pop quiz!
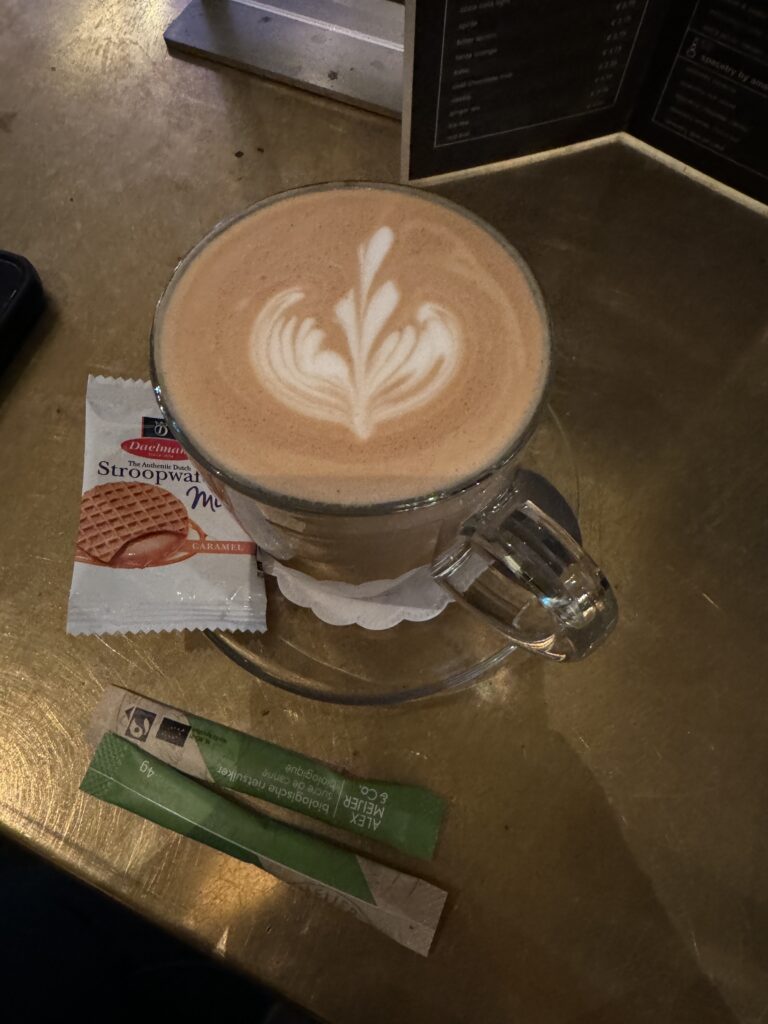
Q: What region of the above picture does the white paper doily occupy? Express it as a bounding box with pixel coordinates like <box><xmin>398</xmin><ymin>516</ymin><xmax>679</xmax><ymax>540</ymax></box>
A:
<box><xmin>260</xmin><ymin>555</ymin><xmax>452</xmax><ymax>630</ymax></box>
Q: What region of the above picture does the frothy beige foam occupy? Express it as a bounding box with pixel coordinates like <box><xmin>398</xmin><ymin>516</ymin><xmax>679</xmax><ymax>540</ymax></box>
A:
<box><xmin>156</xmin><ymin>185</ymin><xmax>549</xmax><ymax>505</ymax></box>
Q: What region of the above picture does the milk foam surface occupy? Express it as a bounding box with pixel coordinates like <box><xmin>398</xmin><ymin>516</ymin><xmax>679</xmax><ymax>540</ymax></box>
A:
<box><xmin>157</xmin><ymin>186</ymin><xmax>549</xmax><ymax>505</ymax></box>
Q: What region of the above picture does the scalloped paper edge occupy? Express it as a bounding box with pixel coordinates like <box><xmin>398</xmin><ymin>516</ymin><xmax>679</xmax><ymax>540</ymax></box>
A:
<box><xmin>266</xmin><ymin>558</ymin><xmax>452</xmax><ymax>630</ymax></box>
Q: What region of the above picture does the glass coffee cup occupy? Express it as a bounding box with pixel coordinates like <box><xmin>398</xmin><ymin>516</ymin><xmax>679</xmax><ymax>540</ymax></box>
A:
<box><xmin>151</xmin><ymin>183</ymin><xmax>617</xmax><ymax>663</ymax></box>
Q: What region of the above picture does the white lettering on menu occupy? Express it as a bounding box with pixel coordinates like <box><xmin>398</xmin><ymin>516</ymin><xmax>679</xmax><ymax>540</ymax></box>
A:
<box><xmin>249</xmin><ymin>227</ymin><xmax>461</xmax><ymax>440</ymax></box>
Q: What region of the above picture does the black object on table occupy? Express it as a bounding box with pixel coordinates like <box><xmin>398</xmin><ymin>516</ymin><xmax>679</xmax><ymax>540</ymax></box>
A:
<box><xmin>0</xmin><ymin>251</ymin><xmax>45</xmax><ymax>372</ymax></box>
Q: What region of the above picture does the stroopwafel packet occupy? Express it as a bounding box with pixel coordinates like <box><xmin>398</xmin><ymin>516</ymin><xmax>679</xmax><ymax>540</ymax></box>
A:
<box><xmin>67</xmin><ymin>375</ymin><xmax>266</xmax><ymax>635</ymax></box>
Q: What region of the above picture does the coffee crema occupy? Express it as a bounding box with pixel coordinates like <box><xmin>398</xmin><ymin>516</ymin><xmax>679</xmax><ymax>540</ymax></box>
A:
<box><xmin>155</xmin><ymin>185</ymin><xmax>549</xmax><ymax>505</ymax></box>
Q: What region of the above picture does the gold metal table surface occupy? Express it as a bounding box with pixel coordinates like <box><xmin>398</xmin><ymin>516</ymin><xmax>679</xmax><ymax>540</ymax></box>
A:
<box><xmin>2</xmin><ymin>3</ymin><xmax>767</xmax><ymax>1021</ymax></box>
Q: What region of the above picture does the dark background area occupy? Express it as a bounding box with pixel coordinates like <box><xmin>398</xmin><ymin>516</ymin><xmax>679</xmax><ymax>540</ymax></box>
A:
<box><xmin>0</xmin><ymin>831</ymin><xmax>318</xmax><ymax>1022</ymax></box>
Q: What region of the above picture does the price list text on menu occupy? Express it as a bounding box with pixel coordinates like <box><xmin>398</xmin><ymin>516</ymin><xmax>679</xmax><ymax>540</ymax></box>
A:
<box><xmin>405</xmin><ymin>0</ymin><xmax>662</xmax><ymax>179</ymax></box>
<box><xmin>405</xmin><ymin>0</ymin><xmax>768</xmax><ymax>203</ymax></box>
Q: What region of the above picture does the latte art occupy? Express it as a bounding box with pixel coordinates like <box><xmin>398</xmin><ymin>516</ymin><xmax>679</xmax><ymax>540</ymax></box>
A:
<box><xmin>156</xmin><ymin>185</ymin><xmax>549</xmax><ymax>505</ymax></box>
<box><xmin>250</xmin><ymin>227</ymin><xmax>461</xmax><ymax>440</ymax></box>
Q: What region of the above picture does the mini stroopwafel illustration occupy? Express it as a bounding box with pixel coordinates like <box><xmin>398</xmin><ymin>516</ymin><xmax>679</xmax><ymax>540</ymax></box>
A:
<box><xmin>76</xmin><ymin>482</ymin><xmax>207</xmax><ymax>569</ymax></box>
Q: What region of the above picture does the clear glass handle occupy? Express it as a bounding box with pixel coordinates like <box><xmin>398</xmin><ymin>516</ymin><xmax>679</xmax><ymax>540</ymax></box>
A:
<box><xmin>431</xmin><ymin>494</ymin><xmax>618</xmax><ymax>662</ymax></box>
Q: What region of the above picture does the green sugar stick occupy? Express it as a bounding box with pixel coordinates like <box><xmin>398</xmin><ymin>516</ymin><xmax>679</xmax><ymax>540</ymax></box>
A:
<box><xmin>89</xmin><ymin>685</ymin><xmax>444</xmax><ymax>859</ymax></box>
<box><xmin>81</xmin><ymin>733</ymin><xmax>447</xmax><ymax>955</ymax></box>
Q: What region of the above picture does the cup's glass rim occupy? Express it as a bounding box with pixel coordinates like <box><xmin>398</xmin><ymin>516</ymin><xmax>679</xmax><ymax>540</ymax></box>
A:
<box><xmin>150</xmin><ymin>180</ymin><xmax>553</xmax><ymax>518</ymax></box>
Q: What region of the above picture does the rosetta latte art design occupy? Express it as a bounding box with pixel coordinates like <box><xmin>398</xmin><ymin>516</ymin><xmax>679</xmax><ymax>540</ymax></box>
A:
<box><xmin>250</xmin><ymin>227</ymin><xmax>461</xmax><ymax>440</ymax></box>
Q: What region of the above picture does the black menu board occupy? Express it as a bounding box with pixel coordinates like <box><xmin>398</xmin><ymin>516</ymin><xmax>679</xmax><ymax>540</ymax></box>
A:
<box><xmin>405</xmin><ymin>0</ymin><xmax>768</xmax><ymax>203</ymax></box>
<box><xmin>632</xmin><ymin>1</ymin><xmax>768</xmax><ymax>202</ymax></box>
